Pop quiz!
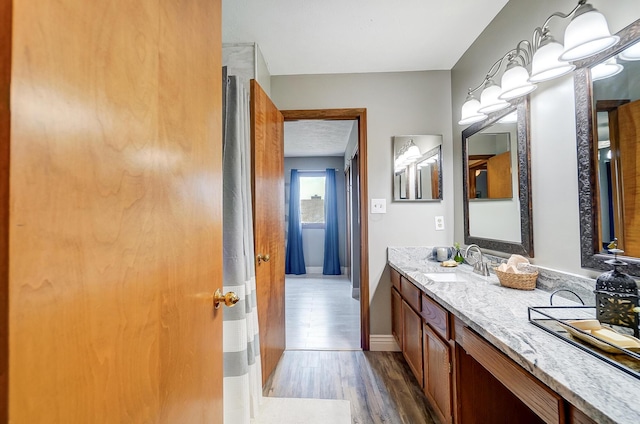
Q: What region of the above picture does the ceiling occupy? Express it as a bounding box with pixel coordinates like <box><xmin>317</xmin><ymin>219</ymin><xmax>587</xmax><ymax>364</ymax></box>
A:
<box><xmin>223</xmin><ymin>1</ymin><xmax>510</xmax><ymax>157</ymax></box>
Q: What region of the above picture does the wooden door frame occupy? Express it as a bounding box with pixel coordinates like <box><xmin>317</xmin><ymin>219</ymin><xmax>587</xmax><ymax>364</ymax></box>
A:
<box><xmin>281</xmin><ymin>108</ymin><xmax>370</xmax><ymax>350</ymax></box>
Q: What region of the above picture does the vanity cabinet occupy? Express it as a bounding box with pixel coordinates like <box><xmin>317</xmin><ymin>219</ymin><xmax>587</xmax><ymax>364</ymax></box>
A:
<box><xmin>423</xmin><ymin>322</ymin><xmax>452</xmax><ymax>424</ymax></box>
<box><xmin>402</xmin><ymin>299</ymin><xmax>424</xmax><ymax>386</ymax></box>
<box><xmin>391</xmin><ymin>287</ymin><xmax>403</xmax><ymax>349</ymax></box>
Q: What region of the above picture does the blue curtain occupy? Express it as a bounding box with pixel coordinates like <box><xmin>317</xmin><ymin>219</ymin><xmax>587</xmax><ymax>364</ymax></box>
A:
<box><xmin>323</xmin><ymin>168</ymin><xmax>341</xmax><ymax>275</ymax></box>
<box><xmin>285</xmin><ymin>169</ymin><xmax>306</xmax><ymax>274</ymax></box>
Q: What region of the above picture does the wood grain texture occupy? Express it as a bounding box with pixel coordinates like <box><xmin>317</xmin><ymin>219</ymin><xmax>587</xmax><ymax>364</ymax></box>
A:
<box><xmin>402</xmin><ymin>300</ymin><xmax>423</xmax><ymax>388</ymax></box>
<box><xmin>454</xmin><ymin>319</ymin><xmax>563</xmax><ymax>424</ymax></box>
<box><xmin>487</xmin><ymin>151</ymin><xmax>513</xmax><ymax>199</ymax></box>
<box><xmin>9</xmin><ymin>0</ymin><xmax>223</xmax><ymax>422</ymax></box>
<box><xmin>421</xmin><ymin>294</ymin><xmax>449</xmax><ymax>340</ymax></box>
<box><xmin>400</xmin><ymin>276</ymin><xmax>421</xmax><ymax>313</ymax></box>
<box><xmin>251</xmin><ymin>80</ymin><xmax>286</xmax><ymax>385</ymax></box>
<box><xmin>263</xmin><ymin>350</ymin><xmax>438</xmax><ymax>424</ymax></box>
<box><xmin>391</xmin><ymin>267</ymin><xmax>401</xmax><ymax>290</ymax></box>
<box><xmin>567</xmin><ymin>404</ymin><xmax>598</xmax><ymax>424</ymax></box>
<box><xmin>619</xmin><ymin>100</ymin><xmax>640</xmax><ymax>257</ymax></box>
<box><xmin>392</xmin><ymin>287</ymin><xmax>403</xmax><ymax>350</ymax></box>
<box><xmin>0</xmin><ymin>0</ymin><xmax>10</xmax><ymax>421</ymax></box>
<box><xmin>423</xmin><ymin>323</ymin><xmax>452</xmax><ymax>424</ymax></box>
<box><xmin>281</xmin><ymin>108</ymin><xmax>370</xmax><ymax>350</ymax></box>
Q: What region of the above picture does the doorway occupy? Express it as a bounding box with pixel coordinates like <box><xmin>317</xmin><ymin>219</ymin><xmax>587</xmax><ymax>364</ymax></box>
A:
<box><xmin>281</xmin><ymin>108</ymin><xmax>369</xmax><ymax>351</ymax></box>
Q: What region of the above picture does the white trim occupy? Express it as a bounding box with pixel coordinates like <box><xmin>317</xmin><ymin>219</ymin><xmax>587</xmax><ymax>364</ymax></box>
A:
<box><xmin>369</xmin><ymin>335</ymin><xmax>401</xmax><ymax>352</ymax></box>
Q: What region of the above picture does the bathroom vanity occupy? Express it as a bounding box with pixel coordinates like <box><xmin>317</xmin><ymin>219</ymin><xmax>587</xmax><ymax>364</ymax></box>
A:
<box><xmin>388</xmin><ymin>246</ymin><xmax>640</xmax><ymax>424</ymax></box>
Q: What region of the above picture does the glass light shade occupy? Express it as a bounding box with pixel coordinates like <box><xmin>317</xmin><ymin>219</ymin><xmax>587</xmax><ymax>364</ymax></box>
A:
<box><xmin>478</xmin><ymin>82</ymin><xmax>509</xmax><ymax>114</ymax></box>
<box><xmin>620</xmin><ymin>41</ymin><xmax>640</xmax><ymax>61</ymax></box>
<box><xmin>529</xmin><ymin>40</ymin><xmax>575</xmax><ymax>82</ymax></box>
<box><xmin>405</xmin><ymin>145</ymin><xmax>421</xmax><ymax>160</ymax></box>
<box><xmin>458</xmin><ymin>97</ymin><xmax>487</xmax><ymax>125</ymax></box>
<box><xmin>591</xmin><ymin>58</ymin><xmax>623</xmax><ymax>81</ymax></box>
<box><xmin>497</xmin><ymin>111</ymin><xmax>518</xmax><ymax>124</ymax></box>
<box><xmin>559</xmin><ymin>7</ymin><xmax>620</xmax><ymax>62</ymax></box>
<box><xmin>498</xmin><ymin>65</ymin><xmax>537</xmax><ymax>100</ymax></box>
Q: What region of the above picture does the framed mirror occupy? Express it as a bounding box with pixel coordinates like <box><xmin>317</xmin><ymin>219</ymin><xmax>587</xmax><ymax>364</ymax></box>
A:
<box><xmin>392</xmin><ymin>135</ymin><xmax>443</xmax><ymax>201</ymax></box>
<box><xmin>575</xmin><ymin>18</ymin><xmax>640</xmax><ymax>275</ymax></box>
<box><xmin>462</xmin><ymin>98</ymin><xmax>534</xmax><ymax>256</ymax></box>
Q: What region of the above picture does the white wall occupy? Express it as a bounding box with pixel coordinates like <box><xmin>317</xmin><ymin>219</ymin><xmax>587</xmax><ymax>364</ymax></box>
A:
<box><xmin>272</xmin><ymin>71</ymin><xmax>453</xmax><ymax>335</ymax></box>
<box><xmin>452</xmin><ymin>0</ymin><xmax>640</xmax><ymax>279</ymax></box>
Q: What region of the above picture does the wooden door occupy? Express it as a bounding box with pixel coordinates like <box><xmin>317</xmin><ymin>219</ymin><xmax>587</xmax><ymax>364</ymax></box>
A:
<box><xmin>7</xmin><ymin>1</ymin><xmax>224</xmax><ymax>422</ymax></box>
<box><xmin>402</xmin><ymin>300</ymin><xmax>423</xmax><ymax>387</ymax></box>
<box><xmin>487</xmin><ymin>151</ymin><xmax>513</xmax><ymax>199</ymax></box>
<box><xmin>423</xmin><ymin>324</ymin><xmax>452</xmax><ymax>424</ymax></box>
<box><xmin>251</xmin><ymin>80</ymin><xmax>285</xmax><ymax>385</ymax></box>
<box><xmin>619</xmin><ymin>100</ymin><xmax>640</xmax><ymax>257</ymax></box>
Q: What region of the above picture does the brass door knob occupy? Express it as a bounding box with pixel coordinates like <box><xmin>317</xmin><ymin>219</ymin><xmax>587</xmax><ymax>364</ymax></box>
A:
<box><xmin>213</xmin><ymin>289</ymin><xmax>239</xmax><ymax>309</ymax></box>
<box><xmin>256</xmin><ymin>253</ymin><xmax>270</xmax><ymax>264</ymax></box>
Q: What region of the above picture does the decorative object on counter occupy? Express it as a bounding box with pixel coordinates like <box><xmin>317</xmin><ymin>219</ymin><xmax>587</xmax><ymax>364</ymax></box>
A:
<box><xmin>431</xmin><ymin>246</ymin><xmax>453</xmax><ymax>262</ymax></box>
<box><xmin>559</xmin><ymin>320</ymin><xmax>640</xmax><ymax>354</ymax></box>
<box><xmin>495</xmin><ymin>255</ymin><xmax>538</xmax><ymax>290</ymax></box>
<box><xmin>594</xmin><ymin>239</ymin><xmax>640</xmax><ymax>338</ymax></box>
<box><xmin>549</xmin><ymin>289</ymin><xmax>585</xmax><ymax>306</ymax></box>
<box><xmin>441</xmin><ymin>259</ymin><xmax>458</xmax><ymax>268</ymax></box>
<box><xmin>453</xmin><ymin>242</ymin><xmax>464</xmax><ymax>264</ymax></box>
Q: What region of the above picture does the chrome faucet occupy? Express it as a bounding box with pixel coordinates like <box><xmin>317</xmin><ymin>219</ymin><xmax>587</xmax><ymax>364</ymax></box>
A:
<box><xmin>465</xmin><ymin>244</ymin><xmax>491</xmax><ymax>276</ymax></box>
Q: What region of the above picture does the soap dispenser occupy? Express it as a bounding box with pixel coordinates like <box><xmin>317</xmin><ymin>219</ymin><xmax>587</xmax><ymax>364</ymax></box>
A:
<box><xmin>594</xmin><ymin>240</ymin><xmax>640</xmax><ymax>338</ymax></box>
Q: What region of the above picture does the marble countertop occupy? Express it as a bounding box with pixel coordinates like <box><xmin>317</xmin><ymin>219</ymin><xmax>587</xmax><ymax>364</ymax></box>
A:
<box><xmin>388</xmin><ymin>246</ymin><xmax>640</xmax><ymax>424</ymax></box>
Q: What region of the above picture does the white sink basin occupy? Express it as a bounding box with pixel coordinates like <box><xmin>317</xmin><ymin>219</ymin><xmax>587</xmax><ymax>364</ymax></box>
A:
<box><xmin>423</xmin><ymin>272</ymin><xmax>466</xmax><ymax>283</ymax></box>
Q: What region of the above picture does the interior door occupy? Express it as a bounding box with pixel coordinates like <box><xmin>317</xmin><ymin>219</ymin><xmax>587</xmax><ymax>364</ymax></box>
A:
<box><xmin>8</xmin><ymin>1</ymin><xmax>224</xmax><ymax>422</ymax></box>
<box><xmin>251</xmin><ymin>80</ymin><xmax>286</xmax><ymax>386</ymax></box>
<box><xmin>619</xmin><ymin>99</ymin><xmax>640</xmax><ymax>256</ymax></box>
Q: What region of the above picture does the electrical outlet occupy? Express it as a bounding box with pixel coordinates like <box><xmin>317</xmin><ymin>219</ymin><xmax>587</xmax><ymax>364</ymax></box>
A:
<box><xmin>371</xmin><ymin>198</ymin><xmax>387</xmax><ymax>214</ymax></box>
<box><xmin>435</xmin><ymin>216</ymin><xmax>445</xmax><ymax>231</ymax></box>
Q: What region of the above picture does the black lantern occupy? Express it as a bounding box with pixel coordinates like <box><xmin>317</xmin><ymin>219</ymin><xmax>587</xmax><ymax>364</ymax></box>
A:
<box><xmin>594</xmin><ymin>244</ymin><xmax>640</xmax><ymax>338</ymax></box>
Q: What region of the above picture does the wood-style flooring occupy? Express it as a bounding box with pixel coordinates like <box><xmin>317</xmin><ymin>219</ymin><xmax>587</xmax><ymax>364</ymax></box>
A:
<box><xmin>286</xmin><ymin>274</ymin><xmax>360</xmax><ymax>350</ymax></box>
<box><xmin>264</xmin><ymin>350</ymin><xmax>439</xmax><ymax>424</ymax></box>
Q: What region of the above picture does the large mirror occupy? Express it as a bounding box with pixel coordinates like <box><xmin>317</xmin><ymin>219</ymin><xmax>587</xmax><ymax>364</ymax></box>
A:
<box><xmin>575</xmin><ymin>18</ymin><xmax>640</xmax><ymax>275</ymax></box>
<box><xmin>462</xmin><ymin>98</ymin><xmax>534</xmax><ymax>256</ymax></box>
<box><xmin>393</xmin><ymin>135</ymin><xmax>443</xmax><ymax>201</ymax></box>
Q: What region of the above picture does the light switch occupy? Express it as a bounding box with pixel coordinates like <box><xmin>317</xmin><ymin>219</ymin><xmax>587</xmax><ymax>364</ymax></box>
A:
<box><xmin>435</xmin><ymin>216</ymin><xmax>445</xmax><ymax>231</ymax></box>
<box><xmin>371</xmin><ymin>198</ymin><xmax>386</xmax><ymax>214</ymax></box>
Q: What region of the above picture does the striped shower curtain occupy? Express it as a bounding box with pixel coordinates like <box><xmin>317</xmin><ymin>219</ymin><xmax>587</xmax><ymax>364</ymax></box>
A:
<box><xmin>223</xmin><ymin>75</ymin><xmax>263</xmax><ymax>423</ymax></box>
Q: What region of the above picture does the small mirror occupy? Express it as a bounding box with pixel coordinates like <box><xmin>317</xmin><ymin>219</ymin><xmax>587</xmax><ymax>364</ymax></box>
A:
<box><xmin>392</xmin><ymin>135</ymin><xmax>443</xmax><ymax>201</ymax></box>
<box><xmin>462</xmin><ymin>99</ymin><xmax>533</xmax><ymax>256</ymax></box>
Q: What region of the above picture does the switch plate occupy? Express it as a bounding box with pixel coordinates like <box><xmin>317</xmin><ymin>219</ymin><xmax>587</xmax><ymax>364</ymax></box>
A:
<box><xmin>435</xmin><ymin>216</ymin><xmax>445</xmax><ymax>231</ymax></box>
<box><xmin>371</xmin><ymin>198</ymin><xmax>386</xmax><ymax>214</ymax></box>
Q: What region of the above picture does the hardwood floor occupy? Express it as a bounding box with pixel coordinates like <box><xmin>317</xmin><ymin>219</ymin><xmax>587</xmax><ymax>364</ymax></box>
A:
<box><xmin>286</xmin><ymin>274</ymin><xmax>360</xmax><ymax>350</ymax></box>
<box><xmin>264</xmin><ymin>350</ymin><xmax>439</xmax><ymax>424</ymax></box>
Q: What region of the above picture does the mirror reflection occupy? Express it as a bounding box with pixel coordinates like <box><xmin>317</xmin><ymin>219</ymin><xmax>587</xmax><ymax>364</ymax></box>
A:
<box><xmin>576</xmin><ymin>18</ymin><xmax>640</xmax><ymax>275</ymax></box>
<box><xmin>462</xmin><ymin>99</ymin><xmax>533</xmax><ymax>257</ymax></box>
<box><xmin>591</xmin><ymin>40</ymin><xmax>640</xmax><ymax>257</ymax></box>
<box><xmin>392</xmin><ymin>135</ymin><xmax>443</xmax><ymax>201</ymax></box>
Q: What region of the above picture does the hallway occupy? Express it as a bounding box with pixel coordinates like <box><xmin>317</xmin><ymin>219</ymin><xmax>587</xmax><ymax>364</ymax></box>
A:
<box><xmin>286</xmin><ymin>274</ymin><xmax>360</xmax><ymax>350</ymax></box>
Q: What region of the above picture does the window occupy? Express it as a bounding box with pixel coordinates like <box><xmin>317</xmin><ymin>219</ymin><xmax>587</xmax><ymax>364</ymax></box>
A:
<box><xmin>299</xmin><ymin>174</ymin><xmax>325</xmax><ymax>226</ymax></box>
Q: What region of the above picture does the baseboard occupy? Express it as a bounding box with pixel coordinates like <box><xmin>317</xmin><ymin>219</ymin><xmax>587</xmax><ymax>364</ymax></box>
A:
<box><xmin>351</xmin><ymin>287</ymin><xmax>360</xmax><ymax>299</ymax></box>
<box><xmin>369</xmin><ymin>335</ymin><xmax>401</xmax><ymax>352</ymax></box>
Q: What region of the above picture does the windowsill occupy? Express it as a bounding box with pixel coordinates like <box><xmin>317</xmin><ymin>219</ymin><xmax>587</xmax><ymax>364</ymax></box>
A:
<box><xmin>302</xmin><ymin>223</ymin><xmax>325</xmax><ymax>229</ymax></box>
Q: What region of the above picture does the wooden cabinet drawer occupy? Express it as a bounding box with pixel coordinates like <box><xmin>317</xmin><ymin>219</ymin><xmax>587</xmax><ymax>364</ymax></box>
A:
<box><xmin>391</xmin><ymin>267</ymin><xmax>401</xmax><ymax>290</ymax></box>
<box><xmin>421</xmin><ymin>294</ymin><xmax>449</xmax><ymax>340</ymax></box>
<box><xmin>400</xmin><ymin>276</ymin><xmax>421</xmax><ymax>312</ymax></box>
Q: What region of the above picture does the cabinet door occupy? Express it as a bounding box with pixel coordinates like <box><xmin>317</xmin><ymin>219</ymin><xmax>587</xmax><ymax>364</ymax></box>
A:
<box><xmin>424</xmin><ymin>323</ymin><xmax>452</xmax><ymax>424</ymax></box>
<box><xmin>402</xmin><ymin>300</ymin><xmax>423</xmax><ymax>387</ymax></box>
<box><xmin>392</xmin><ymin>287</ymin><xmax>403</xmax><ymax>349</ymax></box>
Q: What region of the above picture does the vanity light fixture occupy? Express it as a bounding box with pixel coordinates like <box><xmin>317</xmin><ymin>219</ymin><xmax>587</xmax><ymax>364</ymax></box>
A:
<box><xmin>559</xmin><ymin>2</ymin><xmax>620</xmax><ymax>62</ymax></box>
<box><xmin>394</xmin><ymin>139</ymin><xmax>421</xmax><ymax>170</ymax></box>
<box><xmin>458</xmin><ymin>0</ymin><xmax>620</xmax><ymax>127</ymax></box>
<box><xmin>591</xmin><ymin>57</ymin><xmax>624</xmax><ymax>81</ymax></box>
<box><xmin>619</xmin><ymin>41</ymin><xmax>640</xmax><ymax>61</ymax></box>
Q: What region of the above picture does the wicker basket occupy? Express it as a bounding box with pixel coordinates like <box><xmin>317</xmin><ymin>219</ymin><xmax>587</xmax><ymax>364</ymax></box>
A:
<box><xmin>493</xmin><ymin>268</ymin><xmax>538</xmax><ymax>290</ymax></box>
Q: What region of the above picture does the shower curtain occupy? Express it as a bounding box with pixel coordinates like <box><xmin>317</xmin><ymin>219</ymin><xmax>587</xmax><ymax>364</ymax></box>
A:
<box><xmin>223</xmin><ymin>75</ymin><xmax>262</xmax><ymax>423</ymax></box>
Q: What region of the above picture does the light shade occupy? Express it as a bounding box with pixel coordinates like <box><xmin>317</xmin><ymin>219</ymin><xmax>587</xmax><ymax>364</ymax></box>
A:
<box><xmin>497</xmin><ymin>111</ymin><xmax>518</xmax><ymax>124</ymax></box>
<box><xmin>478</xmin><ymin>81</ymin><xmax>509</xmax><ymax>114</ymax></box>
<box><xmin>498</xmin><ymin>64</ymin><xmax>537</xmax><ymax>100</ymax></box>
<box><xmin>591</xmin><ymin>57</ymin><xmax>624</xmax><ymax>81</ymax></box>
<box><xmin>529</xmin><ymin>40</ymin><xmax>575</xmax><ymax>82</ymax></box>
<box><xmin>405</xmin><ymin>144</ymin><xmax>421</xmax><ymax>160</ymax></box>
<box><xmin>620</xmin><ymin>41</ymin><xmax>640</xmax><ymax>61</ymax></box>
<box><xmin>458</xmin><ymin>95</ymin><xmax>487</xmax><ymax>125</ymax></box>
<box><xmin>559</xmin><ymin>5</ymin><xmax>620</xmax><ymax>62</ymax></box>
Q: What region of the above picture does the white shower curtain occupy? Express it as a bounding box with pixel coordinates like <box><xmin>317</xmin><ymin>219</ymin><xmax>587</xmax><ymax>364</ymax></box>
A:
<box><xmin>223</xmin><ymin>75</ymin><xmax>263</xmax><ymax>423</ymax></box>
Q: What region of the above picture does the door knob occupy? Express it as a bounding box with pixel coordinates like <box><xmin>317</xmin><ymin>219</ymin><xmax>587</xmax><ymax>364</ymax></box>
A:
<box><xmin>256</xmin><ymin>253</ymin><xmax>270</xmax><ymax>264</ymax></box>
<box><xmin>213</xmin><ymin>289</ymin><xmax>239</xmax><ymax>309</ymax></box>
